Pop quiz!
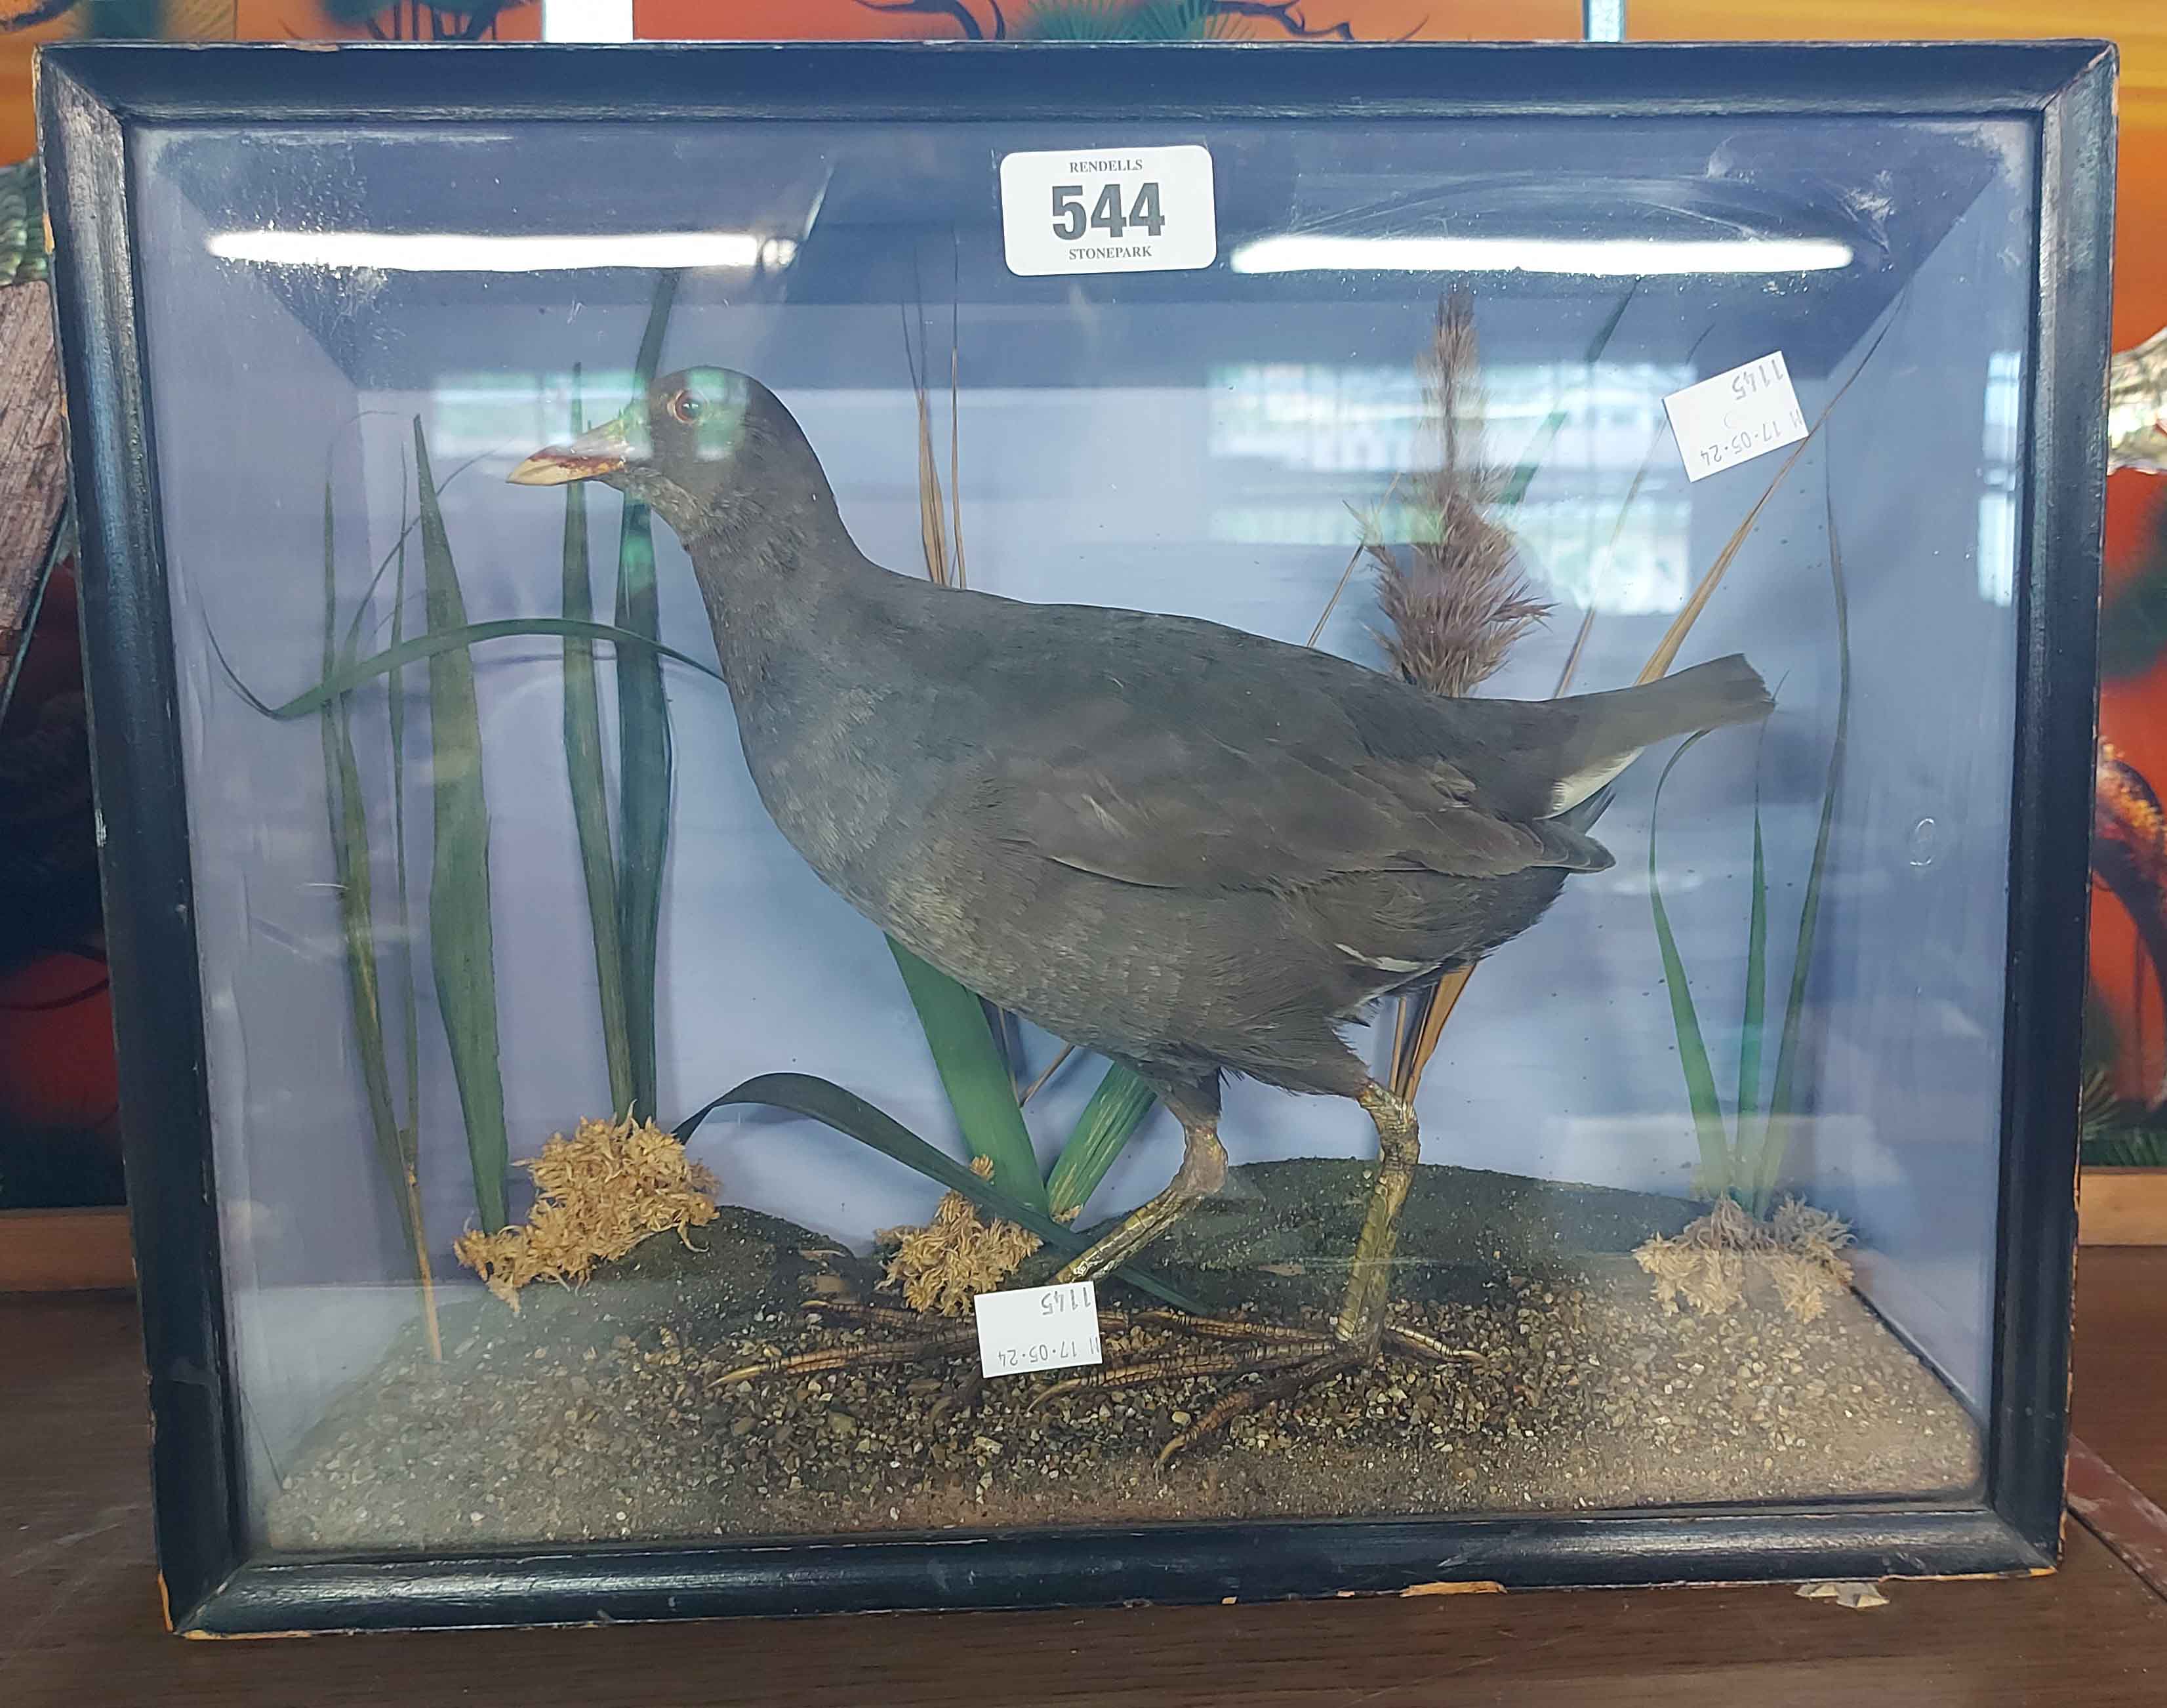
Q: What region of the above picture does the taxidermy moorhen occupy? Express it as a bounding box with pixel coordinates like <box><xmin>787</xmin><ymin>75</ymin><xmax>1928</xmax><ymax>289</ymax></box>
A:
<box><xmin>511</xmin><ymin>369</ymin><xmax>1772</xmax><ymax>1454</ymax></box>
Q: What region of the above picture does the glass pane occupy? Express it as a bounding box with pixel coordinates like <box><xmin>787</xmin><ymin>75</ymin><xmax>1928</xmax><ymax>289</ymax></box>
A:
<box><xmin>128</xmin><ymin>104</ymin><xmax>2027</xmax><ymax>1551</ymax></box>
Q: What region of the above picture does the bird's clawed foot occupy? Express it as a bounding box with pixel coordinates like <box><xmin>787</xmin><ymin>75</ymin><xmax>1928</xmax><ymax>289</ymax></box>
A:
<box><xmin>716</xmin><ymin>1298</ymin><xmax>986</xmax><ymax>1418</ymax></box>
<box><xmin>719</xmin><ymin>1299</ymin><xmax>1480</xmax><ymax>1466</ymax></box>
<box><xmin>1031</xmin><ymin>1309</ymin><xmax>1481</xmax><ymax>1468</ymax></box>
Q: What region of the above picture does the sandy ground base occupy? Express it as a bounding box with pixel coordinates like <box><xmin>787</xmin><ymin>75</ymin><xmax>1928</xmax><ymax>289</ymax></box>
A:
<box><xmin>267</xmin><ymin>1161</ymin><xmax>1981</xmax><ymax>1551</ymax></box>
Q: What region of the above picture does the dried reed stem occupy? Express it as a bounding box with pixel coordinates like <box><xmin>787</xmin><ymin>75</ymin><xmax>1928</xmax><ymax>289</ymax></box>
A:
<box><xmin>1362</xmin><ymin>292</ymin><xmax>1545</xmax><ymax>1097</ymax></box>
<box><xmin>405</xmin><ymin>1167</ymin><xmax>443</xmax><ymax>1360</ymax></box>
<box><xmin>1019</xmin><ymin>1041</ymin><xmax>1077</xmax><ymax>1106</ymax></box>
<box><xmin>1404</xmin><ymin>964</ymin><xmax>1474</xmax><ymax>1101</ymax></box>
<box><xmin>949</xmin><ymin>329</ymin><xmax>967</xmax><ymax>590</ymax></box>
<box><xmin>902</xmin><ymin>298</ymin><xmax>956</xmax><ymax>588</ymax></box>
<box><xmin>916</xmin><ymin>384</ymin><xmax>952</xmax><ymax>587</ymax></box>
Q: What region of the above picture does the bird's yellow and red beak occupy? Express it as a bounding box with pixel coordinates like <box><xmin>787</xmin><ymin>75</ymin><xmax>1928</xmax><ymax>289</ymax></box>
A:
<box><xmin>506</xmin><ymin>410</ymin><xmax>636</xmax><ymax>486</ymax></box>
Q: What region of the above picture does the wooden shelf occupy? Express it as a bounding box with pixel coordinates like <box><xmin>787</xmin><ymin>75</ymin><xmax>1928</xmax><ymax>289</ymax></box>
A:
<box><xmin>0</xmin><ymin>1206</ymin><xmax>133</xmax><ymax>1292</ymax></box>
<box><xmin>2082</xmin><ymin>1168</ymin><xmax>2167</xmax><ymax>1246</ymax></box>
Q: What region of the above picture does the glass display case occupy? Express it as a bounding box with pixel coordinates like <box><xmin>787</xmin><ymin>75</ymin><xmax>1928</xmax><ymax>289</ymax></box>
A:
<box><xmin>39</xmin><ymin>37</ymin><xmax>2111</xmax><ymax>1632</ymax></box>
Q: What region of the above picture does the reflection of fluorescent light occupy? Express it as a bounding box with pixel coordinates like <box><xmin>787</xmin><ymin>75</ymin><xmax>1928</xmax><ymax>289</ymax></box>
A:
<box><xmin>206</xmin><ymin>230</ymin><xmax>796</xmax><ymax>272</ymax></box>
<box><xmin>1229</xmin><ymin>235</ymin><xmax>1853</xmax><ymax>276</ymax></box>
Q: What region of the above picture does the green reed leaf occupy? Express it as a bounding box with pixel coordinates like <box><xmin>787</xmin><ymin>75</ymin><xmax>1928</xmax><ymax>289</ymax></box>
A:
<box><xmin>677</xmin><ymin>1072</ymin><xmax>1199</xmax><ymax>1311</ymax></box>
<box><xmin>1755</xmin><ymin>485</ymin><xmax>1853</xmax><ymax>1215</ymax></box>
<box><xmin>615</xmin><ymin>505</ymin><xmax>670</xmax><ymax>1124</ymax></box>
<box><xmin>1648</xmin><ymin>731</ymin><xmax>1733</xmax><ymax>1200</ymax></box>
<box><xmin>1737</xmin><ymin>782</ymin><xmax>1769</xmax><ymax>1142</ymax></box>
<box><xmin>559</xmin><ymin>370</ymin><xmax>636</xmax><ymax>1117</ymax></box>
<box><xmin>1045</xmin><ymin>1061</ymin><xmax>1158</xmax><ymax>1224</ymax></box>
<box><xmin>413</xmin><ymin>420</ymin><xmax>510</xmax><ymax>1233</ymax></box>
<box><xmin>226</xmin><ymin>617</ymin><xmax>725</xmax><ymax>723</ymax></box>
<box><xmin>887</xmin><ymin>939</ymin><xmax>1049</xmax><ymax>1213</ymax></box>
<box><xmin>615</xmin><ymin>270</ymin><xmax>682</xmax><ymax>1122</ymax></box>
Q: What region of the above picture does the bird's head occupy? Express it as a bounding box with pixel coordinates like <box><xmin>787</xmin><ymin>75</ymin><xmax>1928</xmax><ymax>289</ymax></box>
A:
<box><xmin>508</xmin><ymin>365</ymin><xmax>771</xmax><ymax>537</ymax></box>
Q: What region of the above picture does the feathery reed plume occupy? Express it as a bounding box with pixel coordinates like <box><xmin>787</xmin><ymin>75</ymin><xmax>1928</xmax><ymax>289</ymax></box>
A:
<box><xmin>1368</xmin><ymin>291</ymin><xmax>1549</xmax><ymax>698</ymax></box>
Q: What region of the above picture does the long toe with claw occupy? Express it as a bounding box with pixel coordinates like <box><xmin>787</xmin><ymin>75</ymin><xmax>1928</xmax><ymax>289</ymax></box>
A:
<box><xmin>714</xmin><ymin>1298</ymin><xmax>979</xmax><ymax>1387</ymax></box>
<box><xmin>1045</xmin><ymin>1078</ymin><xmax>1480</xmax><ymax>1465</ymax></box>
<box><xmin>717</xmin><ymin>1078</ymin><xmax>1477</xmax><ymax>1468</ymax></box>
<box><xmin>1028</xmin><ymin>1307</ymin><xmax>1482</xmax><ymax>1466</ymax></box>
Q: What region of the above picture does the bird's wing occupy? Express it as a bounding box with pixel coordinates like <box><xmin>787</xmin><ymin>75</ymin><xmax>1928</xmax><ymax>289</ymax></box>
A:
<box><xmin>966</xmin><ymin>691</ymin><xmax>1607</xmax><ymax>895</ymax></box>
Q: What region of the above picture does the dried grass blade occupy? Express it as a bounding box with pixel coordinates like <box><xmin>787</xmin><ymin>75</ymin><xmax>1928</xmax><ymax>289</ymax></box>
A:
<box><xmin>897</xmin><ymin>296</ymin><xmax>952</xmax><ymax>587</ymax></box>
<box><xmin>1551</xmin><ymin>607</ymin><xmax>1598</xmax><ymax>700</ymax></box>
<box><xmin>320</xmin><ymin>479</ymin><xmax>405</xmax><ymax>1248</ymax></box>
<box><xmin>634</xmin><ymin>268</ymin><xmax>679</xmax><ymax>394</ymax></box>
<box><xmin>1635</xmin><ymin>312</ymin><xmax>1893</xmax><ymax>687</ymax></box>
<box><xmin>559</xmin><ymin>369</ymin><xmax>636</xmax><ymax>1116</ymax></box>
<box><xmin>1390</xmin><ymin>980</ymin><xmax>1434</xmax><ymax>1097</ymax></box>
<box><xmin>413</xmin><ymin>419</ymin><xmax>510</xmax><ymax>1232</ymax></box>
<box><xmin>380</xmin><ymin>453</ymin><xmax>439</xmax><ymax>1358</ymax></box>
<box><xmin>1402</xmin><ymin>963</ymin><xmax>1472</xmax><ymax>1101</ymax></box>
<box><xmin>1305</xmin><ymin>541</ymin><xmax>1366</xmax><ymax>649</ymax></box>
<box><xmin>1497</xmin><ymin>286</ymin><xmax>1635</xmax><ymax>508</ymax></box>
<box><xmin>1554</xmin><ymin>417</ymin><xmax>1666</xmax><ymax>697</ymax></box>
<box><xmin>915</xmin><ymin>383</ymin><xmax>950</xmax><ymax>587</ymax></box>
<box><xmin>1019</xmin><ymin>1041</ymin><xmax>1076</xmax><ymax>1107</ymax></box>
<box><xmin>948</xmin><ymin>295</ymin><xmax>966</xmax><ymax>590</ymax></box>
<box><xmin>1753</xmin><ymin>485</ymin><xmax>1852</xmax><ymax>1213</ymax></box>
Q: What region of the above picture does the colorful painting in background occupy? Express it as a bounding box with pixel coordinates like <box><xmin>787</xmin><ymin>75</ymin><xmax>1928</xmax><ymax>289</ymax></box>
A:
<box><xmin>0</xmin><ymin>0</ymin><xmax>2162</xmax><ymax>1169</ymax></box>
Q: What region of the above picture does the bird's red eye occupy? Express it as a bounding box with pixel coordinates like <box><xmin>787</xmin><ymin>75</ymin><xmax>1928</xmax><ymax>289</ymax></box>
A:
<box><xmin>666</xmin><ymin>390</ymin><xmax>703</xmax><ymax>426</ymax></box>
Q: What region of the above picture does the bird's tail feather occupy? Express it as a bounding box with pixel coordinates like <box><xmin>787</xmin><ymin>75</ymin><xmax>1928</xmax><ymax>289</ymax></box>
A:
<box><xmin>1545</xmin><ymin>655</ymin><xmax>1773</xmax><ymax>814</ymax></box>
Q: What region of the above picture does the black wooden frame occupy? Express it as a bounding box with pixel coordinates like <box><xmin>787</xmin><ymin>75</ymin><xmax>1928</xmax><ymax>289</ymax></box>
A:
<box><xmin>36</xmin><ymin>38</ymin><xmax>2113</xmax><ymax>1635</ymax></box>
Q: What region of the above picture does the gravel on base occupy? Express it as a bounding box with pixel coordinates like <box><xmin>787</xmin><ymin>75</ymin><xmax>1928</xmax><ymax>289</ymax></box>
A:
<box><xmin>266</xmin><ymin>1162</ymin><xmax>1981</xmax><ymax>1552</ymax></box>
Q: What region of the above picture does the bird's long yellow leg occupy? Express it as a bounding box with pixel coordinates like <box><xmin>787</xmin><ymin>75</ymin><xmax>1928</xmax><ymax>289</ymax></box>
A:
<box><xmin>1054</xmin><ymin>1119</ymin><xmax>1225</xmax><ymax>1284</ymax></box>
<box><xmin>1092</xmin><ymin>1081</ymin><xmax>1437</xmax><ymax>1465</ymax></box>
<box><xmin>1334</xmin><ymin>1081</ymin><xmax>1421</xmax><ymax>1351</ymax></box>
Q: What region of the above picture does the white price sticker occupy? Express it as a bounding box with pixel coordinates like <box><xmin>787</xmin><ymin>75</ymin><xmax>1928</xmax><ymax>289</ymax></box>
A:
<box><xmin>1663</xmin><ymin>352</ymin><xmax>1809</xmax><ymax>483</ymax></box>
<box><xmin>973</xmin><ymin>1280</ymin><xmax>1104</xmax><ymax>1378</ymax></box>
<box><xmin>998</xmin><ymin>144</ymin><xmax>1216</xmax><ymax>278</ymax></box>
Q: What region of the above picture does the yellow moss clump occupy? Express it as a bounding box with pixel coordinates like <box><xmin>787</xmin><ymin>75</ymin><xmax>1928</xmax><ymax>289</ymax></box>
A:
<box><xmin>453</xmin><ymin>1113</ymin><xmax>719</xmax><ymax>1312</ymax></box>
<box><xmin>876</xmin><ymin>1156</ymin><xmax>1042</xmax><ymax>1316</ymax></box>
<box><xmin>1634</xmin><ymin>1195</ymin><xmax>1855</xmax><ymax>1323</ymax></box>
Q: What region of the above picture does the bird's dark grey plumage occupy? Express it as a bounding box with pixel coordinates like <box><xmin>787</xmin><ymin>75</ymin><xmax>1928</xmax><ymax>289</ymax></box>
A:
<box><xmin>514</xmin><ymin>367</ymin><xmax>1772</xmax><ymax>1412</ymax></box>
<box><xmin>516</xmin><ymin>367</ymin><xmax>1770</xmax><ymax>1120</ymax></box>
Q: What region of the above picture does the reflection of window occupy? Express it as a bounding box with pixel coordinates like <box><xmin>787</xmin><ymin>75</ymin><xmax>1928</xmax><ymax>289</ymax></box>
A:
<box><xmin>1206</xmin><ymin>359</ymin><xmax>1695</xmax><ymax>615</ymax></box>
<box><xmin>1524</xmin><ymin>494</ymin><xmax>1695</xmax><ymax>618</ymax></box>
<box><xmin>1209</xmin><ymin>363</ymin><xmax>1425</xmax><ymax>473</ymax></box>
<box><xmin>1977</xmin><ymin>350</ymin><xmax>2023</xmax><ymax>607</ymax></box>
<box><xmin>426</xmin><ymin>371</ymin><xmax>641</xmax><ymax>457</ymax></box>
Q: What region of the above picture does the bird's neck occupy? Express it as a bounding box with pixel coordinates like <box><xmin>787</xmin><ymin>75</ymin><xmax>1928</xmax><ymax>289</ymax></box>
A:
<box><xmin>678</xmin><ymin>471</ymin><xmax>878</xmax><ymax>701</ymax></box>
